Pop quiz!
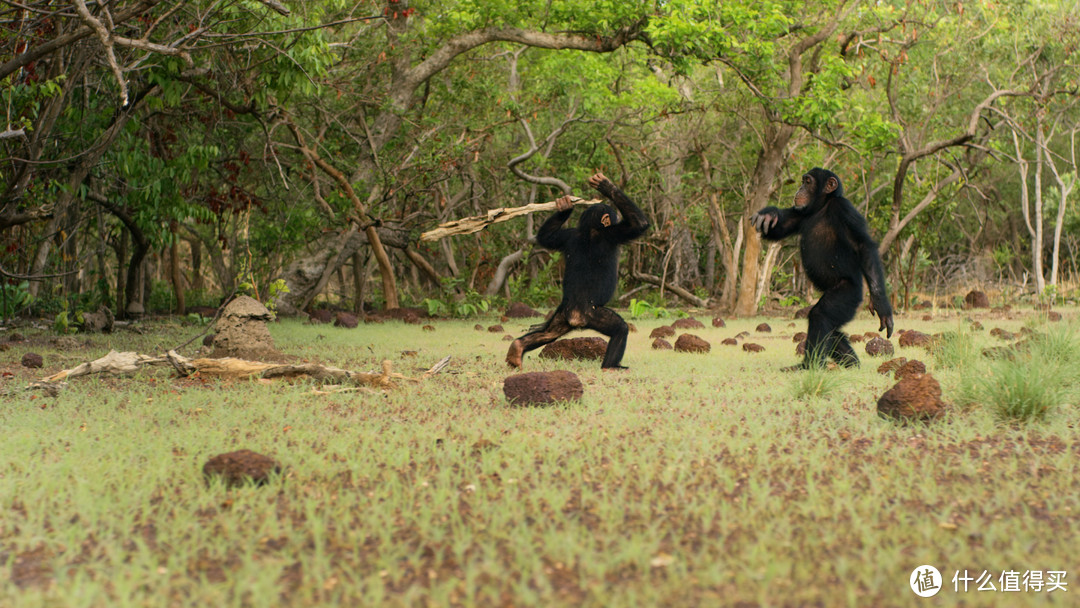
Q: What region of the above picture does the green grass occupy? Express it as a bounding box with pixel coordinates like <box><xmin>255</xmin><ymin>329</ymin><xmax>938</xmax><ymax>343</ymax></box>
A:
<box><xmin>1</xmin><ymin>309</ymin><xmax>1079</xmax><ymax>606</ymax></box>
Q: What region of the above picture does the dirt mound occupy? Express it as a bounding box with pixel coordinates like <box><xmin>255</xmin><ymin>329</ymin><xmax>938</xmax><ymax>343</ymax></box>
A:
<box><xmin>334</xmin><ymin>312</ymin><xmax>359</xmax><ymax>328</ymax></box>
<box><xmin>671</xmin><ymin>317</ymin><xmax>705</xmax><ymax>330</ymax></box>
<box><xmin>540</xmin><ymin>337</ymin><xmax>607</xmax><ymax>361</ymax></box>
<box><xmin>990</xmin><ymin>328</ymin><xmax>1015</xmax><ymax>340</ymax></box>
<box><xmin>755</xmin><ymin>323</ymin><xmax>772</xmax><ymax>333</ymax></box>
<box><xmin>865</xmin><ymin>337</ymin><xmax>894</xmax><ymax>357</ymax></box>
<box><xmin>877</xmin><ymin>357</ymin><xmax>908</xmax><ymax>375</ymax></box>
<box><xmin>79</xmin><ymin>306</ymin><xmax>113</xmax><ymax>333</ymax></box>
<box><xmin>652</xmin><ymin>338</ymin><xmax>673</xmax><ymax>350</ymax></box>
<box><xmin>378</xmin><ymin>307</ymin><xmax>430</xmax><ymax>320</ymax></box>
<box><xmin>894</xmin><ymin>359</ymin><xmax>927</xmax><ymax>381</ymax></box>
<box><xmin>308</xmin><ymin>309</ymin><xmax>333</xmax><ymax>324</ymax></box>
<box><xmin>649</xmin><ymin>326</ymin><xmax>675</xmax><ymax>339</ymax></box>
<box><xmin>203</xmin><ymin>449</ymin><xmax>282</xmax><ymax>488</ymax></box>
<box><xmin>742</xmin><ymin>343</ymin><xmax>764</xmax><ymax>353</ymax></box>
<box><xmin>711</xmin><ymin>317</ymin><xmax>726</xmax><ymax>328</ymax></box>
<box><xmin>964</xmin><ymin>290</ymin><xmax>990</xmax><ymax>309</ymax></box>
<box><xmin>504</xmin><ymin>371</ymin><xmax>584</xmax><ymax>406</ymax></box>
<box><xmin>210</xmin><ymin>296</ymin><xmax>285</xmax><ymax>361</ymax></box>
<box><xmin>674</xmin><ymin>334</ymin><xmax>710</xmax><ymax>353</ymax></box>
<box><xmin>506</xmin><ymin>302</ymin><xmax>541</xmax><ymax>318</ymax></box>
<box><xmin>898</xmin><ymin>330</ymin><xmax>932</xmax><ymax>348</ymax></box>
<box><xmin>877</xmin><ymin>373</ymin><xmax>947</xmax><ymax>421</ymax></box>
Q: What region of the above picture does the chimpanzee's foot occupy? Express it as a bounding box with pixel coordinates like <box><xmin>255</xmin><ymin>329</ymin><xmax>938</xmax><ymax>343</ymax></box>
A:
<box><xmin>834</xmin><ymin>354</ymin><xmax>860</xmax><ymax>368</ymax></box>
<box><xmin>506</xmin><ymin>340</ymin><xmax>524</xmax><ymax>368</ymax></box>
<box><xmin>601</xmin><ymin>365</ymin><xmax>629</xmax><ymax>372</ymax></box>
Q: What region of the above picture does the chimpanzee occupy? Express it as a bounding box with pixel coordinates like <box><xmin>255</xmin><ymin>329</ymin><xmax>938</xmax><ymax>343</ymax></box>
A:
<box><xmin>506</xmin><ymin>172</ymin><xmax>650</xmax><ymax>369</ymax></box>
<box><xmin>751</xmin><ymin>167</ymin><xmax>893</xmax><ymax>370</ymax></box>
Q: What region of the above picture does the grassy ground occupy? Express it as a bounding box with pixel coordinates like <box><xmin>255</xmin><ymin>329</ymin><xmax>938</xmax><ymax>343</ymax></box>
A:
<box><xmin>1</xmin><ymin>306</ymin><xmax>1078</xmax><ymax>607</ymax></box>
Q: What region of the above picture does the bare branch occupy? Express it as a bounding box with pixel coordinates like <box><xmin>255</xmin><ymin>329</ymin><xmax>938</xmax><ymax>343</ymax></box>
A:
<box><xmin>72</xmin><ymin>0</ymin><xmax>129</xmax><ymax>107</ymax></box>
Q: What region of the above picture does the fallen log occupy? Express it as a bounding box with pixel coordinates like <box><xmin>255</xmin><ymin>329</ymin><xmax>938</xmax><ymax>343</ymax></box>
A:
<box><xmin>38</xmin><ymin>349</ymin><xmax>443</xmax><ymax>390</ymax></box>
<box><xmin>419</xmin><ymin>196</ymin><xmax>602</xmax><ymax>242</ymax></box>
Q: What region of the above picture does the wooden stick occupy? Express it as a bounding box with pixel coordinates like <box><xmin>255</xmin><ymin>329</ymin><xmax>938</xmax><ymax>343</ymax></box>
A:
<box><xmin>420</xmin><ymin>197</ymin><xmax>602</xmax><ymax>242</ymax></box>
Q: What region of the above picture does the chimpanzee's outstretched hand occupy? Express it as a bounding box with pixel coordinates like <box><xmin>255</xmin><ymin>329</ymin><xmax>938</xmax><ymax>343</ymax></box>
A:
<box><xmin>555</xmin><ymin>195</ymin><xmax>575</xmax><ymax>212</ymax></box>
<box><xmin>750</xmin><ymin>209</ymin><xmax>779</xmax><ymax>235</ymax></box>
<box><xmin>868</xmin><ymin>299</ymin><xmax>894</xmax><ymax>338</ymax></box>
<box><xmin>879</xmin><ymin>313</ymin><xmax>894</xmax><ymax>339</ymax></box>
<box><xmin>588</xmin><ymin>172</ymin><xmax>609</xmax><ymax>190</ymax></box>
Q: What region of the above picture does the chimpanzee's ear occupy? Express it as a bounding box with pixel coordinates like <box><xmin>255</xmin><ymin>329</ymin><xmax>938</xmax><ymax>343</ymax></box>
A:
<box><xmin>824</xmin><ymin>176</ymin><xmax>839</xmax><ymax>195</ymax></box>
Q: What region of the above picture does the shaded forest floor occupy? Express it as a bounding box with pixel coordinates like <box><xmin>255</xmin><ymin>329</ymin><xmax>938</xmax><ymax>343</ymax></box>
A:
<box><xmin>1</xmin><ymin>305</ymin><xmax>1078</xmax><ymax>607</ymax></box>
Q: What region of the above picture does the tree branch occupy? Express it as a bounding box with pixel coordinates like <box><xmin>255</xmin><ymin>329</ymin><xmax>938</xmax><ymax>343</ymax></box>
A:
<box><xmin>395</xmin><ymin>24</ymin><xmax>644</xmax><ymax>109</ymax></box>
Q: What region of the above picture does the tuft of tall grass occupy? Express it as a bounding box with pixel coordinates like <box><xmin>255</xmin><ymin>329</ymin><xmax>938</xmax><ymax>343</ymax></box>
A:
<box><xmin>953</xmin><ymin>328</ymin><xmax>1078</xmax><ymax>421</ymax></box>
<box><xmin>931</xmin><ymin>330</ymin><xmax>979</xmax><ymax>369</ymax></box>
<box><xmin>1026</xmin><ymin>327</ymin><xmax>1080</xmax><ymax>368</ymax></box>
<box><xmin>790</xmin><ymin>366</ymin><xmax>842</xmax><ymax>400</ymax></box>
<box><xmin>979</xmin><ymin>357</ymin><xmax>1069</xmax><ymax>422</ymax></box>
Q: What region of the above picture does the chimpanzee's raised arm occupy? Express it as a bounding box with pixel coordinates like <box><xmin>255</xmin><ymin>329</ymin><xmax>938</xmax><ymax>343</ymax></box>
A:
<box><xmin>535</xmin><ymin>196</ymin><xmax>575</xmax><ymax>251</ymax></box>
<box><xmin>589</xmin><ymin>173</ymin><xmax>649</xmax><ymax>242</ymax></box>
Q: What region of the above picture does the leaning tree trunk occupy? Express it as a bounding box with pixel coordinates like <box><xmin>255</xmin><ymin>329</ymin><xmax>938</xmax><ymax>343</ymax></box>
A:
<box><xmin>735</xmin><ymin>124</ymin><xmax>793</xmax><ymax>316</ymax></box>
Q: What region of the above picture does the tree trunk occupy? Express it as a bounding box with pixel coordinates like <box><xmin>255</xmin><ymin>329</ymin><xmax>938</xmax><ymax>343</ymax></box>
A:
<box><xmin>298</xmin><ymin>224</ymin><xmax>360</xmax><ymax>312</ymax></box>
<box><xmin>115</xmin><ymin>229</ymin><xmax>128</xmax><ymax>314</ymax></box>
<box><xmin>1033</xmin><ymin>119</ymin><xmax>1046</xmax><ymax>293</ymax></box>
<box><xmin>735</xmin><ymin>124</ymin><xmax>793</xmax><ymax>316</ymax></box>
<box><xmin>352</xmin><ymin>251</ymin><xmax>366</xmax><ymax>313</ymax></box>
<box><xmin>755</xmin><ymin>242</ymin><xmax>783</xmax><ymax>307</ymax></box>
<box><xmin>485</xmin><ymin>249</ymin><xmax>524</xmax><ymax>296</ymax></box>
<box><xmin>169</xmin><ymin>225</ymin><xmax>186</xmax><ymax>315</ymax></box>
<box><xmin>27</xmin><ymin>88</ymin><xmax>152</xmax><ymax>295</ymax></box>
<box><xmin>275</xmin><ymin>226</ymin><xmax>415</xmax><ymax>316</ymax></box>
<box><xmin>189</xmin><ymin>237</ymin><xmax>204</xmax><ymax>290</ymax></box>
<box><xmin>1046</xmin><ymin>130</ymin><xmax>1076</xmax><ymax>287</ymax></box>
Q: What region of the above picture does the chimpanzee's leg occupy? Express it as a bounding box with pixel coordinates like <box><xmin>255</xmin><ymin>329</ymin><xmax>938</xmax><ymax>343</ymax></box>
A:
<box><xmin>801</xmin><ymin>281</ymin><xmax>862</xmax><ymax>369</ymax></box>
<box><xmin>585</xmin><ymin>306</ymin><xmax>630</xmax><ymax>369</ymax></box>
<box><xmin>829</xmin><ymin>332</ymin><xmax>859</xmax><ymax>368</ymax></box>
<box><xmin>506</xmin><ymin>308</ymin><xmax>572</xmax><ymax>368</ymax></box>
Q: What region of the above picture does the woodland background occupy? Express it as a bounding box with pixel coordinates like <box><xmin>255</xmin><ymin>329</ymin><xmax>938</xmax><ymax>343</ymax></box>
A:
<box><xmin>1</xmin><ymin>0</ymin><xmax>1078</xmax><ymax>322</ymax></box>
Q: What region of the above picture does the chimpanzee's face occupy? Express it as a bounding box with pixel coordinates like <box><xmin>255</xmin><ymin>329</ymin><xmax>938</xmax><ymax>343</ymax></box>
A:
<box><xmin>580</xmin><ymin>204</ymin><xmax>615</xmax><ymax>233</ymax></box>
<box><xmin>793</xmin><ymin>174</ymin><xmax>814</xmax><ymax>209</ymax></box>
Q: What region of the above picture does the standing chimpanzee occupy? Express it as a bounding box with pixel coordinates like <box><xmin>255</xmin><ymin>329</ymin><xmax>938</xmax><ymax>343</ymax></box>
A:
<box><xmin>751</xmin><ymin>167</ymin><xmax>893</xmax><ymax>370</ymax></box>
<box><xmin>506</xmin><ymin>172</ymin><xmax>649</xmax><ymax>369</ymax></box>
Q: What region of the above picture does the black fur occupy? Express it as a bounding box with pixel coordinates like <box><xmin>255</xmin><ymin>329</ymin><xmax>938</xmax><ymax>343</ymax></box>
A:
<box><xmin>508</xmin><ymin>178</ymin><xmax>649</xmax><ymax>368</ymax></box>
<box><xmin>751</xmin><ymin>168</ymin><xmax>893</xmax><ymax>368</ymax></box>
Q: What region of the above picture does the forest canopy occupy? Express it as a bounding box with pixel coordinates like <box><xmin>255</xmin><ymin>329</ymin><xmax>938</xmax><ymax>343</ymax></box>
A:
<box><xmin>1</xmin><ymin>0</ymin><xmax>1078</xmax><ymax>321</ymax></box>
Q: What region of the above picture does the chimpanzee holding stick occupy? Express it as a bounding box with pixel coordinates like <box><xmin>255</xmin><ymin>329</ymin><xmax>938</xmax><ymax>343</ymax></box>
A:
<box><xmin>751</xmin><ymin>167</ymin><xmax>893</xmax><ymax>370</ymax></box>
<box><xmin>506</xmin><ymin>173</ymin><xmax>649</xmax><ymax>369</ymax></box>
